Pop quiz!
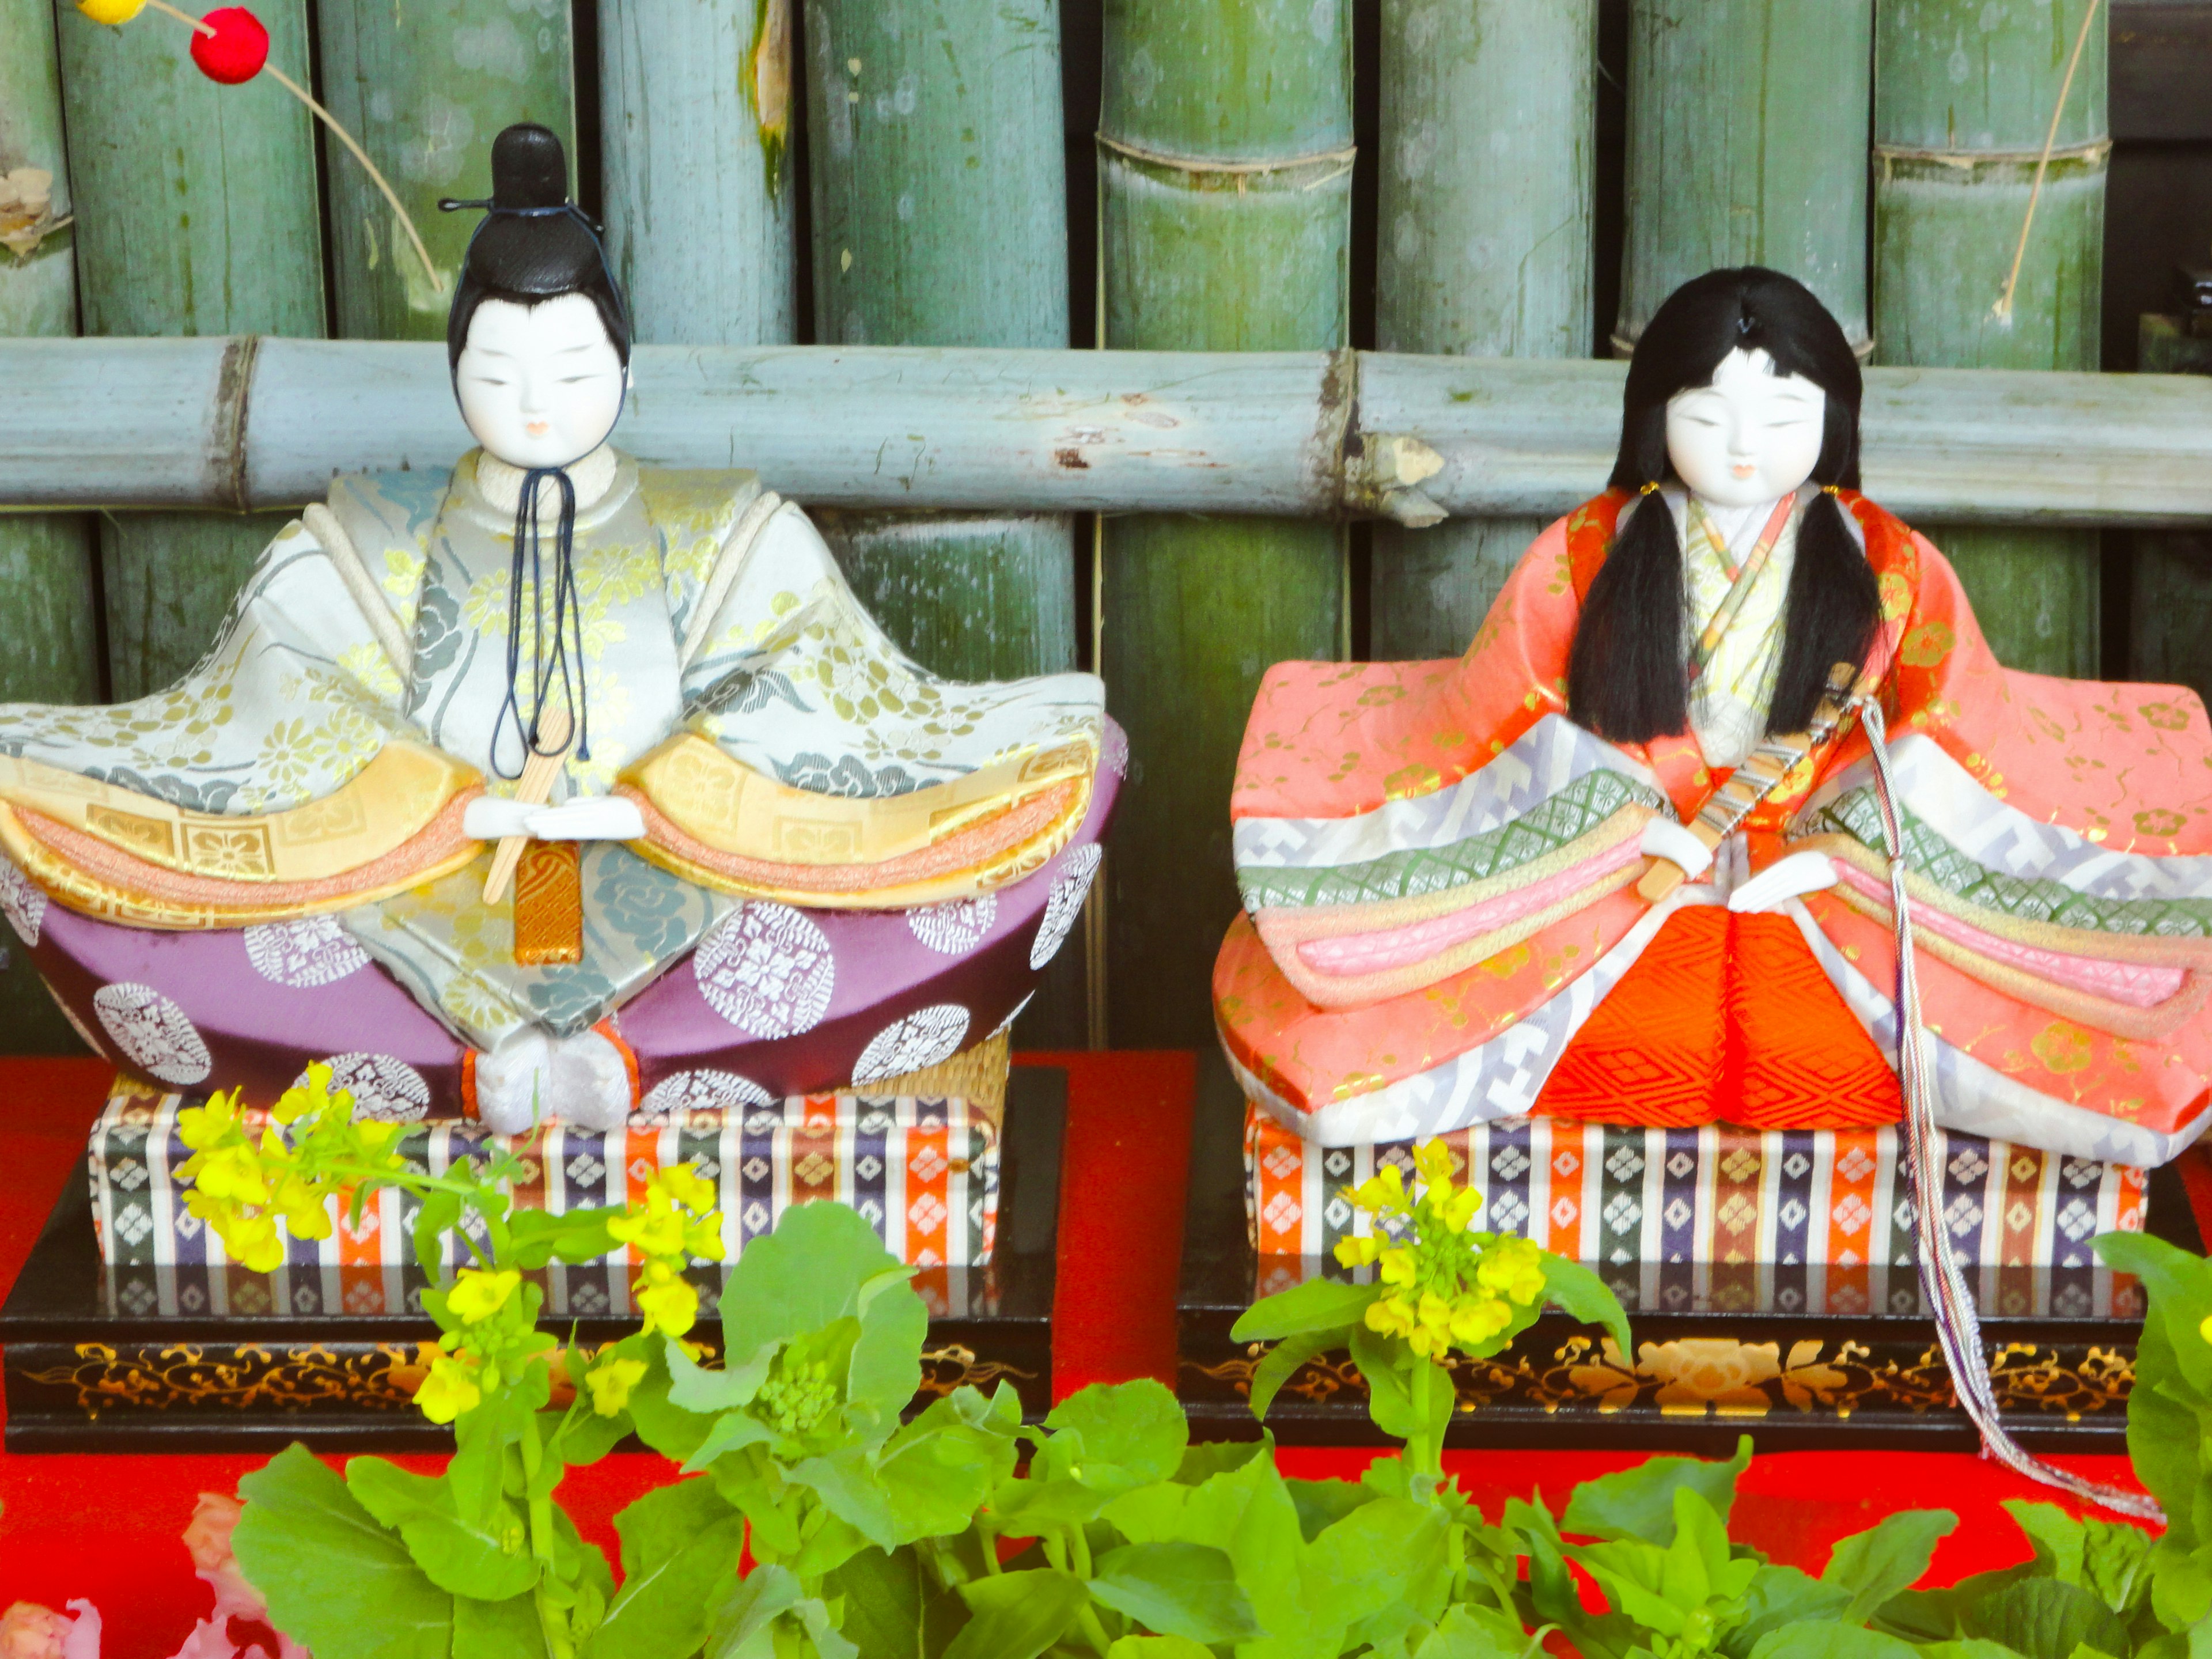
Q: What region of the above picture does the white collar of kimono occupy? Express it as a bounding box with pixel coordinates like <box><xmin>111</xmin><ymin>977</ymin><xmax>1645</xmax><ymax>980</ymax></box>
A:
<box><xmin>465</xmin><ymin>445</ymin><xmax>632</xmax><ymax>533</ymax></box>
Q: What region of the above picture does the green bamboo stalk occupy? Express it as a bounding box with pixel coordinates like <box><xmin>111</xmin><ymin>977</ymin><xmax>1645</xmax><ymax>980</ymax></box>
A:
<box><xmin>23</xmin><ymin>340</ymin><xmax>2212</xmax><ymax>524</ymax></box>
<box><xmin>2131</xmin><ymin>317</ymin><xmax>2212</xmax><ymax>700</ymax></box>
<box><xmin>315</xmin><ymin>0</ymin><xmax>575</xmax><ymax>341</ymax></box>
<box><xmin>1099</xmin><ymin>0</ymin><xmax>1352</xmax><ymax>1049</ymax></box>
<box><xmin>800</xmin><ymin>0</ymin><xmax>1080</xmax><ymax>1044</ymax></box>
<box><xmin>57</xmin><ymin>0</ymin><xmax>326</xmax><ymax>698</ymax></box>
<box><xmin>1619</xmin><ymin>0</ymin><xmax>1873</xmax><ymax>353</ymax></box>
<box><xmin>600</xmin><ymin>0</ymin><xmax>794</xmax><ymax>346</ymax></box>
<box><xmin>0</xmin><ymin>0</ymin><xmax>104</xmax><ymax>1053</ymax></box>
<box><xmin>1874</xmin><ymin>0</ymin><xmax>2106</xmax><ymax>677</ymax></box>
<box><xmin>1372</xmin><ymin>0</ymin><xmax>1595</xmax><ymax>660</ymax></box>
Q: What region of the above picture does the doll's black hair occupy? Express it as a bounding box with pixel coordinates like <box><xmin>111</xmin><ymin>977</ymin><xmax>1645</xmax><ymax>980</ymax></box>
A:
<box><xmin>1565</xmin><ymin>266</ymin><xmax>1881</xmax><ymax>744</ymax></box>
<box><xmin>441</xmin><ymin>124</ymin><xmax>631</xmax><ymax>371</ymax></box>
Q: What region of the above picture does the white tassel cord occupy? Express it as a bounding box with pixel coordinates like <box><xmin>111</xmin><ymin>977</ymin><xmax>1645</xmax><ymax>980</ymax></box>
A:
<box><xmin>1854</xmin><ymin>696</ymin><xmax>2161</xmax><ymax>1521</ymax></box>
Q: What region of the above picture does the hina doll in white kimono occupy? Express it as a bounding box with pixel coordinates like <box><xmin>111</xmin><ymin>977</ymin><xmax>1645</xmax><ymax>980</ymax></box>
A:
<box><xmin>0</xmin><ymin>124</ymin><xmax>1117</xmax><ymax>1130</ymax></box>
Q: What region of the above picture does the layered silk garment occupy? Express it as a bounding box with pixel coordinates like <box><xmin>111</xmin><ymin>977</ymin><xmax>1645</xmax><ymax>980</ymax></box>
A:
<box><xmin>1217</xmin><ymin>489</ymin><xmax>2212</xmax><ymax>1167</ymax></box>
<box><xmin>0</xmin><ymin>453</ymin><xmax>1113</xmax><ymax>1115</ymax></box>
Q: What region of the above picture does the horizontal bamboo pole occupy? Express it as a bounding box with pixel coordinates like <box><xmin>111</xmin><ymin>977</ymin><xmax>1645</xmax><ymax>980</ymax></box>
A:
<box><xmin>9</xmin><ymin>338</ymin><xmax>2212</xmax><ymax>527</ymax></box>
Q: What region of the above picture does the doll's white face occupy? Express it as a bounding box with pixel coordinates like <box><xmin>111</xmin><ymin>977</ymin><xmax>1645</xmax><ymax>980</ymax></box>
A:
<box><xmin>1664</xmin><ymin>347</ymin><xmax>1827</xmax><ymax>509</ymax></box>
<box><xmin>454</xmin><ymin>293</ymin><xmax>627</xmax><ymax>470</ymax></box>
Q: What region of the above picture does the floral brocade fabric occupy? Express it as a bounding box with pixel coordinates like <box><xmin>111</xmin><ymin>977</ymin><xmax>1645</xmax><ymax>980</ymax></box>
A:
<box><xmin>0</xmin><ymin>453</ymin><xmax>1116</xmax><ymax>1115</ymax></box>
<box><xmin>1217</xmin><ymin>490</ymin><xmax>2212</xmax><ymax>1168</ymax></box>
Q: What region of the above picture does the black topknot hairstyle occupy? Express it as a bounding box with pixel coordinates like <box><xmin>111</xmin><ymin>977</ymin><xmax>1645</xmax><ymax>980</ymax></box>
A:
<box><xmin>444</xmin><ymin>123</ymin><xmax>631</xmax><ymax>372</ymax></box>
<box><xmin>1565</xmin><ymin>265</ymin><xmax>1881</xmax><ymax>744</ymax></box>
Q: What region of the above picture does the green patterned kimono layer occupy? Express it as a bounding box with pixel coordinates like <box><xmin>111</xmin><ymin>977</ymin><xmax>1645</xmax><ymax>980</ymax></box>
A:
<box><xmin>1236</xmin><ymin>769</ymin><xmax>1666</xmax><ymax>913</ymax></box>
<box><xmin>1807</xmin><ymin>790</ymin><xmax>2212</xmax><ymax>938</ymax></box>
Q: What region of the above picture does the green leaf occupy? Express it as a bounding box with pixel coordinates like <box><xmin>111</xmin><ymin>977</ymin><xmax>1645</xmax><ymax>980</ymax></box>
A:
<box><xmin>343</xmin><ymin>1455</ymin><xmax>540</xmax><ymax>1603</ymax></box>
<box><xmin>680</xmin><ymin>1410</ymin><xmax>776</xmax><ymax>1475</ymax></box>
<box><xmin>1173</xmin><ymin>1440</ymin><xmax>1264</xmax><ymax>1485</ymax></box>
<box><xmin>1562</xmin><ymin>1434</ymin><xmax>1753</xmax><ymax>1543</ymax></box>
<box><xmin>2078</xmin><ymin>1517</ymin><xmax>2155</xmax><ymax>1616</ymax></box>
<box><xmin>1103</xmin><ymin>1482</ymin><xmax>1191</xmax><ymax>1546</ymax></box>
<box><xmin>1088</xmin><ymin>1542</ymin><xmax>1262</xmax><ymax>1643</ymax></box>
<box><xmin>509</xmin><ymin>1206</ymin><xmax>619</xmax><ymax>1267</ymax></box>
<box><xmin>876</xmin><ymin>1393</ymin><xmax>1021</xmax><ymax>1542</ymax></box>
<box><xmin>1964</xmin><ymin>1578</ymin><xmax>2133</xmax><ymax>1659</ymax></box>
<box><xmin>1823</xmin><ymin>1509</ymin><xmax>1959</xmax><ymax>1623</ymax></box>
<box><xmin>1249</xmin><ymin>1329</ymin><xmax>1344</xmax><ymax>1425</ymax></box>
<box><xmin>2002</xmin><ymin>1502</ymin><xmax>2087</xmax><ymax>1588</ymax></box>
<box><xmin>548</xmin><ymin>1401</ymin><xmax>632</xmax><ymax>1470</ymax></box>
<box><xmin>1349</xmin><ymin>1321</ymin><xmax>1423</xmax><ymax>1441</ymax></box>
<box><xmin>1232</xmin><ymin>1277</ymin><xmax>1381</xmax><ymax>1343</ymax></box>
<box><xmin>232</xmin><ymin>1444</ymin><xmax>453</xmax><ymax>1659</ymax></box>
<box><xmin>792</xmin><ymin>1444</ymin><xmax>906</xmax><ymax>1553</ymax></box>
<box><xmin>1105</xmin><ymin>1638</ymin><xmax>1212</xmax><ymax>1659</ymax></box>
<box><xmin>1044</xmin><ymin>1381</ymin><xmax>1189</xmax><ymax>1493</ymax></box>
<box><xmin>1306</xmin><ymin>1496</ymin><xmax>1452</xmax><ymax>1634</ymax></box>
<box><xmin>944</xmin><ymin>1569</ymin><xmax>1089</xmax><ymax>1659</ymax></box>
<box><xmin>1286</xmin><ymin>1476</ymin><xmax>1374</xmax><ymax>1544</ymax></box>
<box><xmin>1539</xmin><ymin>1256</ymin><xmax>1634</xmax><ymax>1358</ymax></box>
<box><xmin>453</xmin><ymin>1594</ymin><xmax>550</xmax><ymax>1659</ymax></box>
<box><xmin>721</xmin><ymin>1200</ymin><xmax>902</xmax><ymax>1371</ymax></box>
<box><xmin>582</xmin><ymin>1479</ymin><xmax>749</xmax><ymax>1659</ymax></box>
<box><xmin>666</xmin><ymin>1332</ymin><xmax>770</xmax><ymax>1414</ymax></box>
<box><xmin>847</xmin><ymin>1277</ymin><xmax>931</xmax><ymax>1429</ymax></box>
<box><xmin>703</xmin><ymin>1563</ymin><xmax>801</xmax><ymax>1659</ymax></box>
<box><xmin>412</xmin><ymin>1192</ymin><xmax>463</xmax><ymax>1278</ymax></box>
<box><xmin>1747</xmin><ymin>1626</ymin><xmax>1922</xmax><ymax>1659</ymax></box>
<box><xmin>624</xmin><ymin>1342</ymin><xmax>713</xmax><ymax>1465</ymax></box>
<box><xmin>823</xmin><ymin>1547</ymin><xmax>967</xmax><ymax>1659</ymax></box>
<box><xmin>1874</xmin><ymin>1565</ymin><xmax>2036</xmax><ymax>1645</ymax></box>
<box><xmin>1412</xmin><ymin>1604</ymin><xmax>1532</xmax><ymax>1658</ymax></box>
<box><xmin>1726</xmin><ymin>1564</ymin><xmax>1853</xmax><ymax>1658</ymax></box>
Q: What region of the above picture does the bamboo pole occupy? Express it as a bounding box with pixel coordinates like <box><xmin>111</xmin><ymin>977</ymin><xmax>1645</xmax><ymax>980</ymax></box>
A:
<box><xmin>1874</xmin><ymin>0</ymin><xmax>2107</xmax><ymax>677</ymax></box>
<box><xmin>2135</xmin><ymin>318</ymin><xmax>2212</xmax><ymax>700</ymax></box>
<box><xmin>56</xmin><ymin>0</ymin><xmax>326</xmax><ymax>699</ymax></box>
<box><xmin>798</xmin><ymin>0</ymin><xmax>1079</xmax><ymax>1044</ymax></box>
<box><xmin>0</xmin><ymin>0</ymin><xmax>104</xmax><ymax>1053</ymax></box>
<box><xmin>14</xmin><ymin>339</ymin><xmax>2212</xmax><ymax>527</ymax></box>
<box><xmin>1372</xmin><ymin>0</ymin><xmax>1595</xmax><ymax>659</ymax></box>
<box><xmin>600</xmin><ymin>0</ymin><xmax>794</xmax><ymax>346</ymax></box>
<box><xmin>315</xmin><ymin>0</ymin><xmax>574</xmax><ymax>340</ymax></box>
<box><xmin>801</xmin><ymin>59</ymin><xmax>1082</xmax><ymax>1031</ymax></box>
<box><xmin>1098</xmin><ymin>0</ymin><xmax>1353</xmax><ymax>1048</ymax></box>
<box><xmin>1619</xmin><ymin>0</ymin><xmax>1873</xmax><ymax>354</ymax></box>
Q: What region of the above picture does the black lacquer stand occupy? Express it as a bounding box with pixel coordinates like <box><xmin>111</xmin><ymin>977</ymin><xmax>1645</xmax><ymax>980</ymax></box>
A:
<box><xmin>0</xmin><ymin>1068</ymin><xmax>1065</xmax><ymax>1452</ymax></box>
<box><xmin>1177</xmin><ymin>1050</ymin><xmax>2192</xmax><ymax>1454</ymax></box>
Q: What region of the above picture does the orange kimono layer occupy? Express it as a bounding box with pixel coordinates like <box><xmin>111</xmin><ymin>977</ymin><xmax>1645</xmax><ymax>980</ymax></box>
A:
<box><xmin>1216</xmin><ymin>491</ymin><xmax>2212</xmax><ymax>1165</ymax></box>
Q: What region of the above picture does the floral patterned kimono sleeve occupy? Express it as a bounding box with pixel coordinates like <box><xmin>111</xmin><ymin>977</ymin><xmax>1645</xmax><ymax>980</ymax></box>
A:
<box><xmin>615</xmin><ymin>498</ymin><xmax>1107</xmax><ymax>907</ymax></box>
<box><xmin>0</xmin><ymin>498</ymin><xmax>482</xmax><ymax>923</ymax></box>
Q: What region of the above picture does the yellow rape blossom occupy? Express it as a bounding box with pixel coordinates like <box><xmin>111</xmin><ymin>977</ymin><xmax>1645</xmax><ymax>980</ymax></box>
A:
<box><xmin>635</xmin><ymin>1259</ymin><xmax>699</xmax><ymax>1339</ymax></box>
<box><xmin>585</xmin><ymin>1355</ymin><xmax>648</xmax><ymax>1417</ymax></box>
<box><xmin>447</xmin><ymin>1267</ymin><xmax>522</xmax><ymax>1325</ymax></box>
<box><xmin>416</xmin><ymin>1355</ymin><xmax>483</xmax><ymax>1425</ymax></box>
<box><xmin>1331</xmin><ymin>1137</ymin><xmax>1558</xmax><ymax>1369</ymax></box>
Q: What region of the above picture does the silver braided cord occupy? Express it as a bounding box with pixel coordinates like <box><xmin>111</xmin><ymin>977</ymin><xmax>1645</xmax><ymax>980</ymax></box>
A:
<box><xmin>1853</xmin><ymin>695</ymin><xmax>2161</xmax><ymax>1521</ymax></box>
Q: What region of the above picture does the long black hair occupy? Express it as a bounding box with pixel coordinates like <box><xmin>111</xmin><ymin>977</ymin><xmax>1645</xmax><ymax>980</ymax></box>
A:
<box><xmin>1565</xmin><ymin>266</ymin><xmax>1881</xmax><ymax>744</ymax></box>
<box><xmin>442</xmin><ymin>124</ymin><xmax>631</xmax><ymax>372</ymax></box>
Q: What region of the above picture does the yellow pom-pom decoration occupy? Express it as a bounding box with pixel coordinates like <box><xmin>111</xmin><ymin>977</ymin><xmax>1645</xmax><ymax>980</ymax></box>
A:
<box><xmin>77</xmin><ymin>0</ymin><xmax>149</xmax><ymax>24</ymax></box>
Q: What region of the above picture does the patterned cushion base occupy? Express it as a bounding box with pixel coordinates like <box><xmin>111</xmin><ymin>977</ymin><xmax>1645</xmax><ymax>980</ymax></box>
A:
<box><xmin>89</xmin><ymin>1077</ymin><xmax>997</xmax><ymax>1273</ymax></box>
<box><xmin>1245</xmin><ymin>1104</ymin><xmax>2146</xmax><ymax>1319</ymax></box>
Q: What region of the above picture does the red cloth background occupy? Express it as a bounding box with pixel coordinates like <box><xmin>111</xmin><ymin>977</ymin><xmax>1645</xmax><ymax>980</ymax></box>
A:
<box><xmin>0</xmin><ymin>1054</ymin><xmax>2154</xmax><ymax>1656</ymax></box>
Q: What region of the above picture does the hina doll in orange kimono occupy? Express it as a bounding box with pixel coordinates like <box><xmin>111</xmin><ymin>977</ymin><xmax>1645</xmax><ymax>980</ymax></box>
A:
<box><xmin>1217</xmin><ymin>266</ymin><xmax>2212</xmax><ymax>1171</ymax></box>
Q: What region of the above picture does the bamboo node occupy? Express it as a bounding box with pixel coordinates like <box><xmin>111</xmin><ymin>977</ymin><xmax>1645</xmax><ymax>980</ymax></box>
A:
<box><xmin>1094</xmin><ymin>129</ymin><xmax>1357</xmax><ymax>181</ymax></box>
<box><xmin>0</xmin><ymin>171</ymin><xmax>67</xmax><ymax>260</ymax></box>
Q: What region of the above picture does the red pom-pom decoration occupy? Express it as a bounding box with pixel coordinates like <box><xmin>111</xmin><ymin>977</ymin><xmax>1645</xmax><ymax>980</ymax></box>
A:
<box><xmin>189</xmin><ymin>6</ymin><xmax>268</xmax><ymax>84</ymax></box>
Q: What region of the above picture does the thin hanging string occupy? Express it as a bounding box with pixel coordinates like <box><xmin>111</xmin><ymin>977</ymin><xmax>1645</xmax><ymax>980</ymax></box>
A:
<box><xmin>1854</xmin><ymin>694</ymin><xmax>2160</xmax><ymax>1522</ymax></box>
<box><xmin>489</xmin><ymin>467</ymin><xmax>589</xmax><ymax>781</ymax></box>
